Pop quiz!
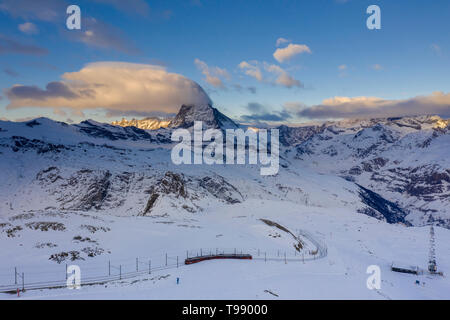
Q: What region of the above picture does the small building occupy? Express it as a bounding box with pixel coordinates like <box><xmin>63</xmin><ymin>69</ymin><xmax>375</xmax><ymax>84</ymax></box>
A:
<box><xmin>391</xmin><ymin>262</ymin><xmax>419</xmax><ymax>275</ymax></box>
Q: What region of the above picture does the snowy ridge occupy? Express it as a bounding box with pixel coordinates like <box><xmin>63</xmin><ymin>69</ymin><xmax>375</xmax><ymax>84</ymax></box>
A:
<box><xmin>111</xmin><ymin>117</ymin><xmax>172</xmax><ymax>130</ymax></box>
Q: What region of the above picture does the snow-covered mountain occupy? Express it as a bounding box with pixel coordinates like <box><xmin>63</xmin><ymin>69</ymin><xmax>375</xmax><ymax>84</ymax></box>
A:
<box><xmin>1</xmin><ymin>111</ymin><xmax>448</xmax><ymax>228</ymax></box>
<box><xmin>111</xmin><ymin>104</ymin><xmax>238</xmax><ymax>131</ymax></box>
<box><xmin>1</xmin><ymin>107</ymin><xmax>450</xmax><ymax>299</ymax></box>
<box><xmin>168</xmin><ymin>104</ymin><xmax>239</xmax><ymax>129</ymax></box>
<box><xmin>278</xmin><ymin>115</ymin><xmax>450</xmax><ymax>228</ymax></box>
<box><xmin>111</xmin><ymin>117</ymin><xmax>171</xmax><ymax>130</ymax></box>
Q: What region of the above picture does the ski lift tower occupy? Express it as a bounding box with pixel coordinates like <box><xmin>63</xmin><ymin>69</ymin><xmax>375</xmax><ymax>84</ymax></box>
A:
<box><xmin>428</xmin><ymin>225</ymin><xmax>437</xmax><ymax>274</ymax></box>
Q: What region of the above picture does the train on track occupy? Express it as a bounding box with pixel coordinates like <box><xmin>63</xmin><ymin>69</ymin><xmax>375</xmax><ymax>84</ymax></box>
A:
<box><xmin>185</xmin><ymin>253</ymin><xmax>252</xmax><ymax>265</ymax></box>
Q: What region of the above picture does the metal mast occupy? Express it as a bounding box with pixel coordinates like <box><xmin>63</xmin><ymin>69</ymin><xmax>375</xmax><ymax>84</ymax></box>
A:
<box><xmin>428</xmin><ymin>225</ymin><xmax>437</xmax><ymax>274</ymax></box>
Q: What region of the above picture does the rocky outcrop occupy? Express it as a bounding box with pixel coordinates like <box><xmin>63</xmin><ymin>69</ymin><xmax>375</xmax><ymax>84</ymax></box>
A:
<box><xmin>199</xmin><ymin>175</ymin><xmax>243</xmax><ymax>204</ymax></box>
<box><xmin>141</xmin><ymin>172</ymin><xmax>243</xmax><ymax>216</ymax></box>
<box><xmin>357</xmin><ymin>185</ymin><xmax>410</xmax><ymax>225</ymax></box>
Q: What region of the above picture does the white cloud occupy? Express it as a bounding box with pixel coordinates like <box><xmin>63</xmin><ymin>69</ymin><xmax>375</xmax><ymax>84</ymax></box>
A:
<box><xmin>238</xmin><ymin>61</ymin><xmax>302</xmax><ymax>89</ymax></box>
<box><xmin>18</xmin><ymin>22</ymin><xmax>39</xmax><ymax>35</ymax></box>
<box><xmin>298</xmin><ymin>92</ymin><xmax>450</xmax><ymax>119</ymax></box>
<box><xmin>273</xmin><ymin>43</ymin><xmax>311</xmax><ymax>63</ymax></box>
<box><xmin>238</xmin><ymin>61</ymin><xmax>263</xmax><ymax>81</ymax></box>
<box><xmin>194</xmin><ymin>58</ymin><xmax>230</xmax><ymax>88</ymax></box>
<box><xmin>264</xmin><ymin>63</ymin><xmax>302</xmax><ymax>88</ymax></box>
<box><xmin>276</xmin><ymin>37</ymin><xmax>290</xmax><ymax>47</ymax></box>
<box><xmin>372</xmin><ymin>64</ymin><xmax>383</xmax><ymax>71</ymax></box>
<box><xmin>338</xmin><ymin>64</ymin><xmax>348</xmax><ymax>77</ymax></box>
<box><xmin>431</xmin><ymin>43</ymin><xmax>442</xmax><ymax>56</ymax></box>
<box><xmin>5</xmin><ymin>62</ymin><xmax>212</xmax><ymax>115</ymax></box>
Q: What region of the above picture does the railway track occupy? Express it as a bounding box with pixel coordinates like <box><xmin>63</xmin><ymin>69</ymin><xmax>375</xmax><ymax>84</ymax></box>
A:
<box><xmin>0</xmin><ymin>229</ymin><xmax>327</xmax><ymax>294</ymax></box>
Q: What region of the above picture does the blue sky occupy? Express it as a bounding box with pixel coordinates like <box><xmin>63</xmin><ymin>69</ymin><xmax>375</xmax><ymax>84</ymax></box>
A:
<box><xmin>1</xmin><ymin>0</ymin><xmax>449</xmax><ymax>124</ymax></box>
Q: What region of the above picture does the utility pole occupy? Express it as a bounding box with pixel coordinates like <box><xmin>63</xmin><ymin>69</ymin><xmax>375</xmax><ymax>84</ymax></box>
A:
<box><xmin>428</xmin><ymin>225</ymin><xmax>437</xmax><ymax>274</ymax></box>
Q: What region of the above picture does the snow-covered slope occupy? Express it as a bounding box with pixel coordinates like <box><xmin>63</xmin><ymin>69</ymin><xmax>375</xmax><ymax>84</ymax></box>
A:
<box><xmin>280</xmin><ymin>115</ymin><xmax>450</xmax><ymax>228</ymax></box>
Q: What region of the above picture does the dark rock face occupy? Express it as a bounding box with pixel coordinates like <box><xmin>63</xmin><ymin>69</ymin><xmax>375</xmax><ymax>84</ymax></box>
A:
<box><xmin>158</xmin><ymin>172</ymin><xmax>188</xmax><ymax>198</ymax></box>
<box><xmin>25</xmin><ymin>222</ymin><xmax>66</xmax><ymax>231</ymax></box>
<box><xmin>357</xmin><ymin>184</ymin><xmax>410</xmax><ymax>225</ymax></box>
<box><xmin>36</xmin><ymin>167</ymin><xmax>63</xmax><ymax>184</ymax></box>
<box><xmin>141</xmin><ymin>172</ymin><xmax>243</xmax><ymax>215</ymax></box>
<box><xmin>370</xmin><ymin>165</ymin><xmax>450</xmax><ymax>202</ymax></box>
<box><xmin>75</xmin><ymin>171</ymin><xmax>112</xmax><ymax>210</ymax></box>
<box><xmin>35</xmin><ymin>168</ymin><xmax>120</xmax><ymax>211</ymax></box>
<box><xmin>277</xmin><ymin>125</ymin><xmax>324</xmax><ymax>147</ymax></box>
<box><xmin>349</xmin><ymin>166</ymin><xmax>362</xmax><ymax>175</ymax></box>
<box><xmin>9</xmin><ymin>136</ymin><xmax>68</xmax><ymax>154</ymax></box>
<box><xmin>76</xmin><ymin>120</ymin><xmax>155</xmax><ymax>142</ymax></box>
<box><xmin>25</xmin><ymin>120</ymin><xmax>41</xmax><ymax>127</ymax></box>
<box><xmin>143</xmin><ymin>193</ymin><xmax>159</xmax><ymax>215</ymax></box>
<box><xmin>142</xmin><ymin>172</ymin><xmax>187</xmax><ymax>215</ymax></box>
<box><xmin>49</xmin><ymin>251</ymin><xmax>84</xmax><ymax>263</ymax></box>
<box><xmin>168</xmin><ymin>104</ymin><xmax>238</xmax><ymax>129</ymax></box>
<box><xmin>405</xmin><ymin>167</ymin><xmax>450</xmax><ymax>199</ymax></box>
<box><xmin>199</xmin><ymin>176</ymin><xmax>243</xmax><ymax>204</ymax></box>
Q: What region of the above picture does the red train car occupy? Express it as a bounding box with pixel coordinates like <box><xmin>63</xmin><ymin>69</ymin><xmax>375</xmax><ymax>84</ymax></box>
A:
<box><xmin>185</xmin><ymin>253</ymin><xmax>252</xmax><ymax>265</ymax></box>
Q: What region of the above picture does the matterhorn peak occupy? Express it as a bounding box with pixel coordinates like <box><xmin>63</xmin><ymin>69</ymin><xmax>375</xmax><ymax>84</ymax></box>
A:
<box><xmin>168</xmin><ymin>104</ymin><xmax>239</xmax><ymax>130</ymax></box>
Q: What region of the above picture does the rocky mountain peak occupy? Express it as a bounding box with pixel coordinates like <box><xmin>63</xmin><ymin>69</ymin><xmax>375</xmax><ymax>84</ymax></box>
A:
<box><xmin>168</xmin><ymin>104</ymin><xmax>239</xmax><ymax>130</ymax></box>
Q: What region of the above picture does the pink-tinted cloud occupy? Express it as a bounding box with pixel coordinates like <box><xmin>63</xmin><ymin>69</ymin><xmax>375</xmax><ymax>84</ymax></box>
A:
<box><xmin>298</xmin><ymin>92</ymin><xmax>450</xmax><ymax>119</ymax></box>
<box><xmin>273</xmin><ymin>43</ymin><xmax>311</xmax><ymax>63</ymax></box>
<box><xmin>4</xmin><ymin>62</ymin><xmax>212</xmax><ymax>115</ymax></box>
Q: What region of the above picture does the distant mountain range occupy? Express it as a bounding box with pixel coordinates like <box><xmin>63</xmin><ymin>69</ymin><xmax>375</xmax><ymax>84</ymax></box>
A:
<box><xmin>1</xmin><ymin>103</ymin><xmax>449</xmax><ymax>228</ymax></box>
<box><xmin>111</xmin><ymin>117</ymin><xmax>171</xmax><ymax>130</ymax></box>
<box><xmin>111</xmin><ymin>104</ymin><xmax>238</xmax><ymax>130</ymax></box>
